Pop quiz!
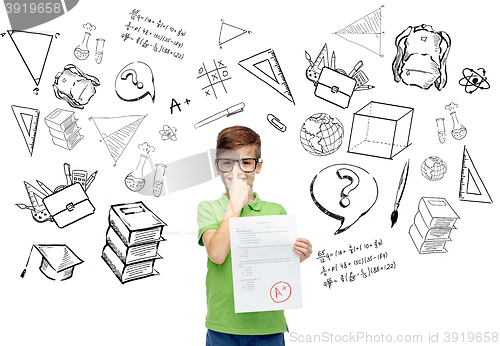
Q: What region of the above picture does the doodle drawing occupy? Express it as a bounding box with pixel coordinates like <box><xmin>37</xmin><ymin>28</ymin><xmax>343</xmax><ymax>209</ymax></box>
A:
<box><xmin>7</xmin><ymin>30</ymin><xmax>54</xmax><ymax>90</ymax></box>
<box><xmin>90</xmin><ymin>114</ymin><xmax>147</xmax><ymax>166</ymax></box>
<box><xmin>409</xmin><ymin>197</ymin><xmax>459</xmax><ymax>254</ymax></box>
<box><xmin>45</xmin><ymin>109</ymin><xmax>84</xmax><ymax>150</ymax></box>
<box><xmin>115</xmin><ymin>61</ymin><xmax>155</xmax><ymax>102</ymax></box>
<box><xmin>194</xmin><ymin>102</ymin><xmax>245</xmax><ymax>129</ymax></box>
<box><xmin>310</xmin><ymin>164</ymin><xmax>378</xmax><ymax>235</ymax></box>
<box><xmin>435</xmin><ymin>118</ymin><xmax>446</xmax><ymax>144</ymax></box>
<box><xmin>348</xmin><ymin>101</ymin><xmax>413</xmax><ymax>160</ymax></box>
<box><xmin>334</xmin><ymin>6</ymin><xmax>384</xmax><ymax>57</ymax></box>
<box><xmin>421</xmin><ymin>156</ymin><xmax>447</xmax><ymax>181</ymax></box>
<box><xmin>11</xmin><ymin>105</ymin><xmax>40</xmax><ymax>156</ymax></box>
<box><xmin>390</xmin><ymin>160</ymin><xmax>410</xmax><ymax>228</ymax></box>
<box><xmin>102</xmin><ymin>201</ymin><xmax>167</xmax><ymax>284</ymax></box>
<box><xmin>459</xmin><ymin>68</ymin><xmax>490</xmax><ymax>94</ymax></box>
<box><xmin>300</xmin><ymin>113</ymin><xmax>343</xmax><ymax>156</ymax></box>
<box><xmin>197</xmin><ymin>59</ymin><xmax>231</xmax><ymax>99</ymax></box>
<box><xmin>459</xmin><ymin>146</ymin><xmax>492</xmax><ymax>203</ymax></box>
<box><xmin>445</xmin><ymin>102</ymin><xmax>467</xmax><ymax>140</ymax></box>
<box><xmin>95</xmin><ymin>38</ymin><xmax>105</xmax><ymax>64</ymax></box>
<box><xmin>21</xmin><ymin>244</ymin><xmax>83</xmax><ymax>281</ymax></box>
<box><xmin>239</xmin><ymin>49</ymin><xmax>295</xmax><ymax>104</ymax></box>
<box><xmin>267</xmin><ymin>114</ymin><xmax>287</xmax><ymax>132</ymax></box>
<box><xmin>16</xmin><ymin>181</ymin><xmax>52</xmax><ymax>223</ymax></box>
<box><xmin>74</xmin><ymin>23</ymin><xmax>96</xmax><ymax>60</ymax></box>
<box><xmin>159</xmin><ymin>124</ymin><xmax>178</xmax><ymax>141</ymax></box>
<box><xmin>53</xmin><ymin>64</ymin><xmax>100</xmax><ymax>109</ymax></box>
<box><xmin>125</xmin><ymin>142</ymin><xmax>155</xmax><ymax>192</ymax></box>
<box><xmin>219</xmin><ymin>20</ymin><xmax>250</xmax><ymax>48</ymax></box>
<box><xmin>392</xmin><ymin>24</ymin><xmax>451</xmax><ymax>90</ymax></box>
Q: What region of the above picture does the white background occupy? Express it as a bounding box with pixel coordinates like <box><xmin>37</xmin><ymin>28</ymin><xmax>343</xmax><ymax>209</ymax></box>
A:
<box><xmin>1</xmin><ymin>0</ymin><xmax>498</xmax><ymax>345</ymax></box>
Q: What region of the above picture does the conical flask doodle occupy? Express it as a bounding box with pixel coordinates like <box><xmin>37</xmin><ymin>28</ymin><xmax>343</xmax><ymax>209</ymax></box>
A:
<box><xmin>125</xmin><ymin>154</ymin><xmax>148</xmax><ymax>191</ymax></box>
<box><xmin>74</xmin><ymin>32</ymin><xmax>91</xmax><ymax>60</ymax></box>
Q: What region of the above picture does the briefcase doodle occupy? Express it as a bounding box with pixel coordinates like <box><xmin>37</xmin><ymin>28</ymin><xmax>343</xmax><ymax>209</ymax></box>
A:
<box><xmin>305</xmin><ymin>43</ymin><xmax>374</xmax><ymax>109</ymax></box>
<box><xmin>43</xmin><ymin>183</ymin><xmax>95</xmax><ymax>228</ymax></box>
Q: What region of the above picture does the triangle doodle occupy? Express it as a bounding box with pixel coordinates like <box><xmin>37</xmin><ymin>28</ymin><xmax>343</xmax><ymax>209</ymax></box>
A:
<box><xmin>334</xmin><ymin>6</ymin><xmax>384</xmax><ymax>57</ymax></box>
<box><xmin>8</xmin><ymin>30</ymin><xmax>54</xmax><ymax>86</ymax></box>
<box><xmin>219</xmin><ymin>21</ymin><xmax>249</xmax><ymax>47</ymax></box>
<box><xmin>11</xmin><ymin>105</ymin><xmax>40</xmax><ymax>156</ymax></box>
<box><xmin>91</xmin><ymin>115</ymin><xmax>146</xmax><ymax>165</ymax></box>
<box><xmin>459</xmin><ymin>146</ymin><xmax>492</xmax><ymax>203</ymax></box>
<box><xmin>238</xmin><ymin>49</ymin><xmax>295</xmax><ymax>104</ymax></box>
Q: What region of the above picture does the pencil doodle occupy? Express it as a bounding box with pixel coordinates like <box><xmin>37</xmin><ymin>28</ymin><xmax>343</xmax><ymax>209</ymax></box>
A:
<box><xmin>16</xmin><ymin>162</ymin><xmax>97</xmax><ymax>228</ymax></box>
<box><xmin>267</xmin><ymin>114</ymin><xmax>287</xmax><ymax>132</ymax></box>
<box><xmin>102</xmin><ymin>201</ymin><xmax>167</xmax><ymax>284</ymax></box>
<box><xmin>95</xmin><ymin>38</ymin><xmax>105</xmax><ymax>64</ymax></box>
<box><xmin>305</xmin><ymin>44</ymin><xmax>373</xmax><ymax>109</ymax></box>
<box><xmin>194</xmin><ymin>102</ymin><xmax>245</xmax><ymax>129</ymax></box>
<box><xmin>300</xmin><ymin>113</ymin><xmax>344</xmax><ymax>156</ymax></box>
<box><xmin>21</xmin><ymin>244</ymin><xmax>84</xmax><ymax>281</ymax></box>
<box><xmin>334</xmin><ymin>6</ymin><xmax>384</xmax><ymax>57</ymax></box>
<box><xmin>445</xmin><ymin>102</ymin><xmax>467</xmax><ymax>140</ymax></box>
<box><xmin>310</xmin><ymin>164</ymin><xmax>378</xmax><ymax>235</ymax></box>
<box><xmin>459</xmin><ymin>68</ymin><xmax>490</xmax><ymax>94</ymax></box>
<box><xmin>390</xmin><ymin>160</ymin><xmax>410</xmax><ymax>228</ymax></box>
<box><xmin>115</xmin><ymin>61</ymin><xmax>155</xmax><ymax>102</ymax></box>
<box><xmin>239</xmin><ymin>49</ymin><xmax>295</xmax><ymax>104</ymax></box>
<box><xmin>421</xmin><ymin>156</ymin><xmax>447</xmax><ymax>181</ymax></box>
<box><xmin>125</xmin><ymin>142</ymin><xmax>155</xmax><ymax>192</ymax></box>
<box><xmin>348</xmin><ymin>101</ymin><xmax>413</xmax><ymax>160</ymax></box>
<box><xmin>89</xmin><ymin>114</ymin><xmax>147</xmax><ymax>166</ymax></box>
<box><xmin>436</xmin><ymin>118</ymin><xmax>446</xmax><ymax>144</ymax></box>
<box><xmin>459</xmin><ymin>146</ymin><xmax>493</xmax><ymax>203</ymax></box>
<box><xmin>159</xmin><ymin>124</ymin><xmax>178</xmax><ymax>141</ymax></box>
<box><xmin>11</xmin><ymin>105</ymin><xmax>40</xmax><ymax>157</ymax></box>
<box><xmin>409</xmin><ymin>197</ymin><xmax>459</xmax><ymax>254</ymax></box>
<box><xmin>7</xmin><ymin>30</ymin><xmax>54</xmax><ymax>92</ymax></box>
<box><xmin>45</xmin><ymin>109</ymin><xmax>84</xmax><ymax>150</ymax></box>
<box><xmin>392</xmin><ymin>24</ymin><xmax>451</xmax><ymax>90</ymax></box>
<box><xmin>219</xmin><ymin>19</ymin><xmax>250</xmax><ymax>48</ymax></box>
<box><xmin>197</xmin><ymin>59</ymin><xmax>231</xmax><ymax>99</ymax></box>
<box><xmin>53</xmin><ymin>64</ymin><xmax>100</xmax><ymax>109</ymax></box>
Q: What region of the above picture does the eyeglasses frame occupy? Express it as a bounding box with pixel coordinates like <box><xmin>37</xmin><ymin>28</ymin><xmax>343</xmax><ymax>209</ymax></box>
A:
<box><xmin>215</xmin><ymin>157</ymin><xmax>263</xmax><ymax>173</ymax></box>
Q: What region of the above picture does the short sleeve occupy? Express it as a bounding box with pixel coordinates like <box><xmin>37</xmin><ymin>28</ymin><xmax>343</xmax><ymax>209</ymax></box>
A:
<box><xmin>197</xmin><ymin>201</ymin><xmax>220</xmax><ymax>246</ymax></box>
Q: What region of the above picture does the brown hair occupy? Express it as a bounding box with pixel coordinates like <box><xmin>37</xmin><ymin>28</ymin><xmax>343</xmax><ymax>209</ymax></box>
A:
<box><xmin>216</xmin><ymin>126</ymin><xmax>261</xmax><ymax>158</ymax></box>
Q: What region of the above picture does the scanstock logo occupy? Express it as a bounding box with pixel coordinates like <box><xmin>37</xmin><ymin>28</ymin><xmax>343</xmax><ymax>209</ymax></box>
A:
<box><xmin>3</xmin><ymin>1</ymin><xmax>79</xmax><ymax>30</ymax></box>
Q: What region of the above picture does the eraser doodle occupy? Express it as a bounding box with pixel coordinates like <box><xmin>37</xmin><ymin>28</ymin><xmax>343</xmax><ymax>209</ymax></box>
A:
<box><xmin>115</xmin><ymin>61</ymin><xmax>155</xmax><ymax>102</ymax></box>
<box><xmin>310</xmin><ymin>164</ymin><xmax>378</xmax><ymax>235</ymax></box>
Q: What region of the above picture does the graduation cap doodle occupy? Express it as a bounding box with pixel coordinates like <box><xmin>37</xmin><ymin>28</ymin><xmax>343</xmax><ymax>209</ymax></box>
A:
<box><xmin>21</xmin><ymin>244</ymin><xmax>83</xmax><ymax>281</ymax></box>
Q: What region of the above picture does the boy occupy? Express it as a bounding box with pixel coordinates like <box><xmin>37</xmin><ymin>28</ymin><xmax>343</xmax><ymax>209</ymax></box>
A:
<box><xmin>197</xmin><ymin>125</ymin><xmax>313</xmax><ymax>345</ymax></box>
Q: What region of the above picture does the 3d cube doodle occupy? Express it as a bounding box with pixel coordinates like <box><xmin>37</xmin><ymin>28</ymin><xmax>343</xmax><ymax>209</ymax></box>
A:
<box><xmin>347</xmin><ymin>101</ymin><xmax>413</xmax><ymax>159</ymax></box>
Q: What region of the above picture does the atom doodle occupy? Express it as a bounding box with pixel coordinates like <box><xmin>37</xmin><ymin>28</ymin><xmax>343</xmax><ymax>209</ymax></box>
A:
<box><xmin>459</xmin><ymin>68</ymin><xmax>490</xmax><ymax>94</ymax></box>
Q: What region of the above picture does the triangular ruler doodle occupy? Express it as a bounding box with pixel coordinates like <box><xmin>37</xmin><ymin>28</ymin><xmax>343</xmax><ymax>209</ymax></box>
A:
<box><xmin>219</xmin><ymin>20</ymin><xmax>249</xmax><ymax>47</ymax></box>
<box><xmin>334</xmin><ymin>6</ymin><xmax>384</xmax><ymax>57</ymax></box>
<box><xmin>238</xmin><ymin>48</ymin><xmax>295</xmax><ymax>104</ymax></box>
<box><xmin>459</xmin><ymin>146</ymin><xmax>492</xmax><ymax>203</ymax></box>
<box><xmin>90</xmin><ymin>115</ymin><xmax>146</xmax><ymax>165</ymax></box>
<box><xmin>8</xmin><ymin>30</ymin><xmax>54</xmax><ymax>86</ymax></box>
<box><xmin>11</xmin><ymin>105</ymin><xmax>40</xmax><ymax>156</ymax></box>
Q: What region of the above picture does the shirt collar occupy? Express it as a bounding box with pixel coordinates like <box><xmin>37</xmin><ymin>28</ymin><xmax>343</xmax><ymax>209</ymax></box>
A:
<box><xmin>219</xmin><ymin>192</ymin><xmax>262</xmax><ymax>211</ymax></box>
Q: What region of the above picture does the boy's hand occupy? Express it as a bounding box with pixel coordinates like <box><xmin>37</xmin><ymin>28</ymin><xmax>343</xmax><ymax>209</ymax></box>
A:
<box><xmin>294</xmin><ymin>238</ymin><xmax>312</xmax><ymax>263</ymax></box>
<box><xmin>228</xmin><ymin>166</ymin><xmax>250</xmax><ymax>212</ymax></box>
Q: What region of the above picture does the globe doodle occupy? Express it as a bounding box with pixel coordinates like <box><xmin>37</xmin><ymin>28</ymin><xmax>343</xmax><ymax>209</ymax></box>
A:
<box><xmin>421</xmin><ymin>156</ymin><xmax>447</xmax><ymax>181</ymax></box>
<box><xmin>300</xmin><ymin>113</ymin><xmax>344</xmax><ymax>156</ymax></box>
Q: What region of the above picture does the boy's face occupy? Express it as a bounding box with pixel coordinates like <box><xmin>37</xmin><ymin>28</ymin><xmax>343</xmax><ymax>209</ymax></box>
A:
<box><xmin>215</xmin><ymin>145</ymin><xmax>262</xmax><ymax>191</ymax></box>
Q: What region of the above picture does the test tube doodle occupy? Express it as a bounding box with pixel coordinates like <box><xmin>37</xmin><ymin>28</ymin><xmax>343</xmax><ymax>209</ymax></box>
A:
<box><xmin>153</xmin><ymin>164</ymin><xmax>167</xmax><ymax>197</ymax></box>
<box><xmin>435</xmin><ymin>118</ymin><xmax>446</xmax><ymax>144</ymax></box>
<box><xmin>95</xmin><ymin>38</ymin><xmax>105</xmax><ymax>64</ymax></box>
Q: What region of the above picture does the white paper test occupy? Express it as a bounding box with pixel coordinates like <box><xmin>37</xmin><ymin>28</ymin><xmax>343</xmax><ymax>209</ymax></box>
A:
<box><xmin>229</xmin><ymin>215</ymin><xmax>303</xmax><ymax>313</ymax></box>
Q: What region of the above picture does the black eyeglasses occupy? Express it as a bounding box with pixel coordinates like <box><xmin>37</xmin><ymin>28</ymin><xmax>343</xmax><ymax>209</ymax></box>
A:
<box><xmin>215</xmin><ymin>158</ymin><xmax>262</xmax><ymax>173</ymax></box>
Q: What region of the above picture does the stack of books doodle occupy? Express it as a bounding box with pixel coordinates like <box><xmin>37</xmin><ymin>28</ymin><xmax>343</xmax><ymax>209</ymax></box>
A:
<box><xmin>45</xmin><ymin>108</ymin><xmax>84</xmax><ymax>150</ymax></box>
<box><xmin>409</xmin><ymin>197</ymin><xmax>459</xmax><ymax>254</ymax></box>
<box><xmin>102</xmin><ymin>201</ymin><xmax>166</xmax><ymax>283</ymax></box>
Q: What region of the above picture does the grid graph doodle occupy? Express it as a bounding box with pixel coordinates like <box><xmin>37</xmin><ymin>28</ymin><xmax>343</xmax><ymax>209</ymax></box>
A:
<box><xmin>197</xmin><ymin>59</ymin><xmax>231</xmax><ymax>99</ymax></box>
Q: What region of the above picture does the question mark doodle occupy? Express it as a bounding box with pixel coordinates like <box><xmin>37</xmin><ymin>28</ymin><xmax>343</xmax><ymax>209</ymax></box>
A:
<box><xmin>120</xmin><ymin>69</ymin><xmax>143</xmax><ymax>89</ymax></box>
<box><xmin>336</xmin><ymin>168</ymin><xmax>360</xmax><ymax>208</ymax></box>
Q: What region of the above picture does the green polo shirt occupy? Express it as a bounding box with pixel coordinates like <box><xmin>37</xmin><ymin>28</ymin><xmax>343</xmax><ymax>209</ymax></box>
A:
<box><xmin>197</xmin><ymin>193</ymin><xmax>288</xmax><ymax>335</ymax></box>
